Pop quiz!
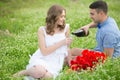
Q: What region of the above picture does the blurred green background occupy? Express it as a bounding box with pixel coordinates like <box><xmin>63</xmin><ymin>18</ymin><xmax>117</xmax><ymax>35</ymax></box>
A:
<box><xmin>0</xmin><ymin>0</ymin><xmax>120</xmax><ymax>80</ymax></box>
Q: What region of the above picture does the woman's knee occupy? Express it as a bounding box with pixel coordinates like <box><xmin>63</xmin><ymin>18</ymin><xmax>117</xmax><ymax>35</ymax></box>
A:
<box><xmin>29</xmin><ymin>65</ymin><xmax>47</xmax><ymax>78</ymax></box>
<box><xmin>44</xmin><ymin>72</ymin><xmax>53</xmax><ymax>79</ymax></box>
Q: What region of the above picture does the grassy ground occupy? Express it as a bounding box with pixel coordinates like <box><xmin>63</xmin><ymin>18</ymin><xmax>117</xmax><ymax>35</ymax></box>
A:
<box><xmin>0</xmin><ymin>0</ymin><xmax>120</xmax><ymax>80</ymax></box>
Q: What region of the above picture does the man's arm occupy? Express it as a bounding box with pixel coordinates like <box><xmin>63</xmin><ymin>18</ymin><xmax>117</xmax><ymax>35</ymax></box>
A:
<box><xmin>84</xmin><ymin>22</ymin><xmax>97</xmax><ymax>28</ymax></box>
<box><xmin>80</xmin><ymin>22</ymin><xmax>97</xmax><ymax>35</ymax></box>
<box><xmin>104</xmin><ymin>48</ymin><xmax>114</xmax><ymax>58</ymax></box>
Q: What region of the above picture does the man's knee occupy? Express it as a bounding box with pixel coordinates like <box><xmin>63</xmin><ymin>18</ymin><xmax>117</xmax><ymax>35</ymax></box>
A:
<box><xmin>71</xmin><ymin>48</ymin><xmax>82</xmax><ymax>56</ymax></box>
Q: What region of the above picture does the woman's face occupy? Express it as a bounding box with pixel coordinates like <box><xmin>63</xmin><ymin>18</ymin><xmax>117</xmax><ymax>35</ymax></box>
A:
<box><xmin>56</xmin><ymin>10</ymin><xmax>66</xmax><ymax>26</ymax></box>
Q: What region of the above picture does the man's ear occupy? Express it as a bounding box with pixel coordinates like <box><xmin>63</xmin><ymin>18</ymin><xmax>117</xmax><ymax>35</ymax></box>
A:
<box><xmin>100</xmin><ymin>11</ymin><xmax>105</xmax><ymax>16</ymax></box>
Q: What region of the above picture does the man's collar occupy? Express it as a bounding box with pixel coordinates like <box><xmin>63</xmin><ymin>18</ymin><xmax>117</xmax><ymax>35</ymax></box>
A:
<box><xmin>97</xmin><ymin>16</ymin><xmax>109</xmax><ymax>29</ymax></box>
<box><xmin>97</xmin><ymin>23</ymin><xmax>101</xmax><ymax>29</ymax></box>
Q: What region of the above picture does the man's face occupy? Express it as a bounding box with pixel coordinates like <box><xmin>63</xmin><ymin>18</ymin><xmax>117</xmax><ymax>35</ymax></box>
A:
<box><xmin>89</xmin><ymin>9</ymin><xmax>101</xmax><ymax>23</ymax></box>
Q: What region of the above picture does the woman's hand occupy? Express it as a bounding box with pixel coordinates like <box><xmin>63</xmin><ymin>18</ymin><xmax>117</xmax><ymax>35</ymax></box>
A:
<box><xmin>65</xmin><ymin>38</ymin><xmax>72</xmax><ymax>46</ymax></box>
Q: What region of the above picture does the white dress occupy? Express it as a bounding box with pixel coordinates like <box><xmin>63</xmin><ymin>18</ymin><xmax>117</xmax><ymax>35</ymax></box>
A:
<box><xmin>26</xmin><ymin>24</ymin><xmax>69</xmax><ymax>79</ymax></box>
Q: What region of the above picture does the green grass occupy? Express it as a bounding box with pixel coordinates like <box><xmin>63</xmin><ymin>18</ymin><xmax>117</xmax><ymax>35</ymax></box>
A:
<box><xmin>0</xmin><ymin>0</ymin><xmax>120</xmax><ymax>80</ymax></box>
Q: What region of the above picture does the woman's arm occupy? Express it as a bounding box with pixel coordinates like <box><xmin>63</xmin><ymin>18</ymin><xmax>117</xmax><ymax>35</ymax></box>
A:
<box><xmin>38</xmin><ymin>27</ymin><xmax>69</xmax><ymax>56</ymax></box>
<box><xmin>65</xmin><ymin>25</ymin><xmax>72</xmax><ymax>47</ymax></box>
<box><xmin>64</xmin><ymin>25</ymin><xmax>73</xmax><ymax>66</ymax></box>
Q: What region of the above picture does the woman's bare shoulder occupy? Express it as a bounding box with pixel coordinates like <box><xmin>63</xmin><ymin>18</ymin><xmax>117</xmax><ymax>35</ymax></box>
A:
<box><xmin>38</xmin><ymin>26</ymin><xmax>45</xmax><ymax>34</ymax></box>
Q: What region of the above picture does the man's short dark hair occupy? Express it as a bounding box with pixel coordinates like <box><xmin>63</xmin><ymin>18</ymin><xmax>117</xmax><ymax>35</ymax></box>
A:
<box><xmin>89</xmin><ymin>0</ymin><xmax>108</xmax><ymax>14</ymax></box>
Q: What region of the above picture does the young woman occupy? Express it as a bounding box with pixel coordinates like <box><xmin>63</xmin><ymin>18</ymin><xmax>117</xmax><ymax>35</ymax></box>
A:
<box><xmin>13</xmin><ymin>5</ymin><xmax>72</xmax><ymax>79</ymax></box>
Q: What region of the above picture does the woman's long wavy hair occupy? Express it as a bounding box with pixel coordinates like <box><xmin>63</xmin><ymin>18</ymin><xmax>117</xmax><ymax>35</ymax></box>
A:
<box><xmin>46</xmin><ymin>5</ymin><xmax>66</xmax><ymax>35</ymax></box>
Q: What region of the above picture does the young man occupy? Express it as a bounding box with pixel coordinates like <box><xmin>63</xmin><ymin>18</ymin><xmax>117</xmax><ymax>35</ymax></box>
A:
<box><xmin>71</xmin><ymin>0</ymin><xmax>120</xmax><ymax>58</ymax></box>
